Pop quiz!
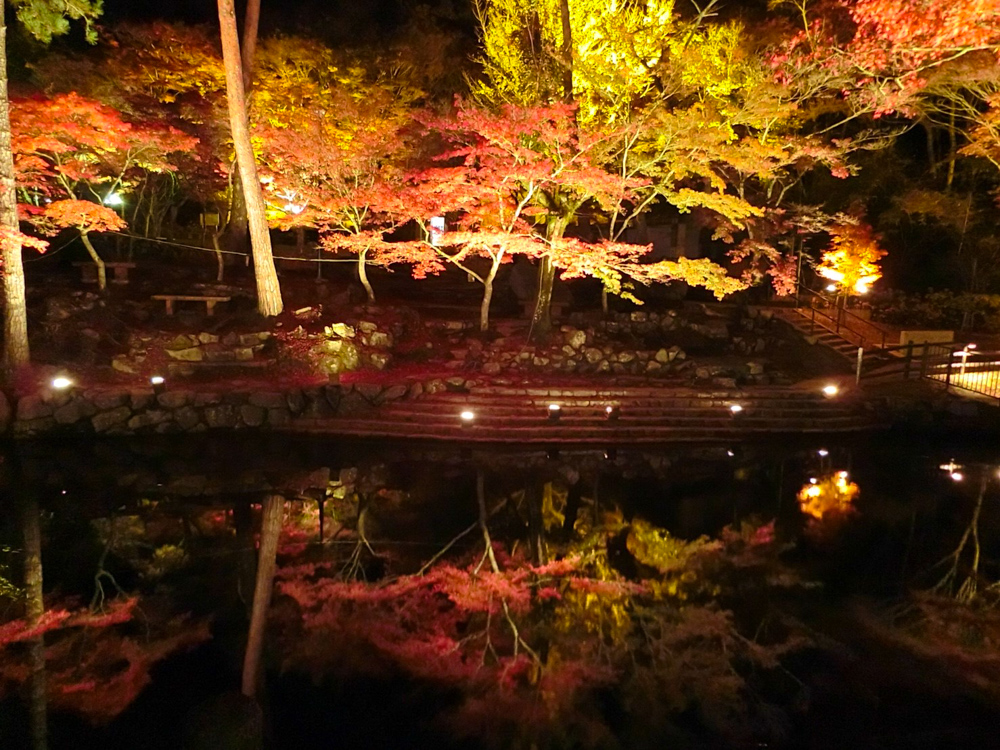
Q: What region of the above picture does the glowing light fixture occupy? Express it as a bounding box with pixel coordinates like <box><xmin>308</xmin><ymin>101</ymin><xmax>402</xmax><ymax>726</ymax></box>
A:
<box><xmin>825</xmin><ymin>284</ymin><xmax>837</xmax><ymax>292</ymax></box>
<box><xmin>605</xmin><ymin>405</ymin><xmax>620</xmax><ymax>420</ymax></box>
<box><xmin>460</xmin><ymin>410</ymin><xmax>475</xmax><ymax>423</ymax></box>
<box><xmin>822</xmin><ymin>384</ymin><xmax>839</xmax><ymax>397</ymax></box>
<box><xmin>150</xmin><ymin>375</ymin><xmax>165</xmax><ymax>394</ymax></box>
<box><xmin>951</xmin><ymin>472</ymin><xmax>964</xmax><ymax>482</ymax></box>
<box><xmin>729</xmin><ymin>404</ymin><xmax>743</xmax><ymax>414</ymax></box>
<box><xmin>51</xmin><ymin>376</ymin><xmax>73</xmax><ymax>390</ymax></box>
<box><xmin>818</xmin><ymin>448</ymin><xmax>829</xmax><ymax>457</ymax></box>
<box><xmin>283</xmin><ymin>203</ymin><xmax>305</xmax><ymax>215</ymax></box>
<box><xmin>727</xmin><ymin>450</ymin><xmax>735</xmax><ymax>457</ymax></box>
<box><xmin>103</xmin><ymin>192</ymin><xmax>123</xmax><ymax>207</ymax></box>
<box><xmin>548</xmin><ymin>403</ymin><xmax>562</xmax><ymax>421</ymax></box>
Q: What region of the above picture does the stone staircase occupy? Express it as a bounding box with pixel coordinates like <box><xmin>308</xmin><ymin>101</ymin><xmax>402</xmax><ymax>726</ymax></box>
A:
<box><xmin>300</xmin><ymin>384</ymin><xmax>883</xmax><ymax>443</ymax></box>
<box><xmin>773</xmin><ymin>308</ymin><xmax>863</xmax><ymax>359</ymax></box>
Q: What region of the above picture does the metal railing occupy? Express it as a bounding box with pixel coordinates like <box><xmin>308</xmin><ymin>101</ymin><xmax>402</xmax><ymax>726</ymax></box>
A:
<box><xmin>866</xmin><ymin>342</ymin><xmax>1000</xmax><ymax>402</ymax></box>
<box><xmin>925</xmin><ymin>344</ymin><xmax>1000</xmax><ymax>401</ymax></box>
<box><xmin>797</xmin><ymin>287</ymin><xmax>889</xmax><ymax>350</ymax></box>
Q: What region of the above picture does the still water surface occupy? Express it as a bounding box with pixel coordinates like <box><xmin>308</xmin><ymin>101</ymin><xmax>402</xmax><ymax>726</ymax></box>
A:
<box><xmin>2</xmin><ymin>430</ymin><xmax>999</xmax><ymax>749</ymax></box>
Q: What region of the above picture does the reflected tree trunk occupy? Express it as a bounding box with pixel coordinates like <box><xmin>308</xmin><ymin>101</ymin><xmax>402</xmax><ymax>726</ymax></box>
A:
<box><xmin>234</xmin><ymin>500</ymin><xmax>258</xmax><ymax>617</ymax></box>
<box><xmin>241</xmin><ymin>494</ymin><xmax>283</xmax><ymax>698</ymax></box>
<box><xmin>23</xmin><ymin>494</ymin><xmax>47</xmax><ymax>750</ymax></box>
<box><xmin>525</xmin><ymin>478</ymin><xmax>547</xmax><ymax>565</ymax></box>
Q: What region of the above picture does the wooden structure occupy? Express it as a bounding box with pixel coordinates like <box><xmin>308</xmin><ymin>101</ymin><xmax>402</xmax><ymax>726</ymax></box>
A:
<box><xmin>152</xmin><ymin>294</ymin><xmax>231</xmax><ymax>316</ymax></box>
<box><xmin>73</xmin><ymin>261</ymin><xmax>137</xmax><ymax>285</ymax></box>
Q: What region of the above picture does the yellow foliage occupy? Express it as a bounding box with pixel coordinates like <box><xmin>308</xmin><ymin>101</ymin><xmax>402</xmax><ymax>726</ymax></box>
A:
<box><xmin>541</xmin><ymin>482</ymin><xmax>567</xmax><ymax>532</ymax></box>
<box><xmin>626</xmin><ymin>518</ymin><xmax>715</xmax><ymax>576</ymax></box>
<box><xmin>816</xmin><ymin>221</ymin><xmax>886</xmax><ymax>295</ymax></box>
<box><xmin>797</xmin><ymin>471</ymin><xmax>859</xmax><ymax>520</ymax></box>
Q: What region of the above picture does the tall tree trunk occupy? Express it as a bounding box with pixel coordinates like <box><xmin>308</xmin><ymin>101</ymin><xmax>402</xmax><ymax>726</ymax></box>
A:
<box><xmin>559</xmin><ymin>0</ymin><xmax>573</xmax><ymax>103</ymax></box>
<box><xmin>241</xmin><ymin>493</ymin><xmax>283</xmax><ymax>698</ymax></box>
<box><xmin>530</xmin><ymin>218</ymin><xmax>567</xmax><ymax>341</ymax></box>
<box><xmin>218</xmin><ymin>0</ymin><xmax>283</xmax><ymax>316</ymax></box>
<box><xmin>226</xmin><ymin>164</ymin><xmax>250</xmax><ymax>258</ymax></box>
<box><xmin>23</xmin><ymin>495</ymin><xmax>47</xmax><ymax>750</ymax></box>
<box><xmin>530</xmin><ymin>256</ymin><xmax>556</xmax><ymax>340</ymax></box>
<box><xmin>241</xmin><ymin>0</ymin><xmax>261</xmax><ymax>92</ymax></box>
<box><xmin>211</xmin><ymin>231</ymin><xmax>226</xmax><ymax>282</ymax></box>
<box><xmin>0</xmin><ymin>2</ymin><xmax>29</xmax><ymax>373</ymax></box>
<box><xmin>80</xmin><ymin>231</ymin><xmax>106</xmax><ymax>292</ymax></box>
<box><xmin>947</xmin><ymin>111</ymin><xmax>957</xmax><ymax>192</ymax></box>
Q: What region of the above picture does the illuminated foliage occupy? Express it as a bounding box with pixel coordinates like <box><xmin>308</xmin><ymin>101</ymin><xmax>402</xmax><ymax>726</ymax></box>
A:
<box><xmin>797</xmin><ymin>471</ymin><xmax>860</xmax><ymax>521</ymax></box>
<box><xmin>10</xmin><ymin>91</ymin><xmax>197</xmax><ymax>289</ymax></box>
<box><xmin>816</xmin><ymin>220</ymin><xmax>886</xmax><ymax>295</ymax></box>
<box><xmin>0</xmin><ymin>595</ymin><xmax>210</xmax><ymax>724</ymax></box>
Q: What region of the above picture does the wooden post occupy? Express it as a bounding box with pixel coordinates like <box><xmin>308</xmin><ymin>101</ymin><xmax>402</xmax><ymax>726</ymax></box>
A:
<box><xmin>856</xmin><ymin>347</ymin><xmax>864</xmax><ymax>384</ymax></box>
<box><xmin>945</xmin><ymin>345</ymin><xmax>955</xmax><ymax>391</ymax></box>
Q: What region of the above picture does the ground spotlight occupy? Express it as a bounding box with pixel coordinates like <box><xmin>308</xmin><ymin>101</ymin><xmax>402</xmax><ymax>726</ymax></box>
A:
<box><xmin>604</xmin><ymin>447</ymin><xmax>618</xmax><ymax>462</ymax></box>
<box><xmin>951</xmin><ymin>472</ymin><xmax>964</xmax><ymax>482</ymax></box>
<box><xmin>150</xmin><ymin>375</ymin><xmax>166</xmax><ymax>394</ymax></box>
<box><xmin>604</xmin><ymin>405</ymin><xmax>620</xmax><ymax>421</ymax></box>
<box><xmin>460</xmin><ymin>410</ymin><xmax>475</xmax><ymax>426</ymax></box>
<box><xmin>822</xmin><ymin>384</ymin><xmax>839</xmax><ymax>397</ymax></box>
<box><xmin>51</xmin><ymin>376</ymin><xmax>73</xmax><ymax>390</ymax></box>
<box><xmin>548</xmin><ymin>403</ymin><xmax>562</xmax><ymax>421</ymax></box>
<box><xmin>818</xmin><ymin>448</ymin><xmax>829</xmax><ymax>457</ymax></box>
<box><xmin>727</xmin><ymin>449</ymin><xmax>735</xmax><ymax>457</ymax></box>
<box><xmin>729</xmin><ymin>404</ymin><xmax>743</xmax><ymax>415</ymax></box>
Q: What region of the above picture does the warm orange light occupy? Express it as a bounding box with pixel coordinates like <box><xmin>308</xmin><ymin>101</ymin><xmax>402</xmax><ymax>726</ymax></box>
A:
<box><xmin>798</xmin><ymin>471</ymin><xmax>859</xmax><ymax>520</ymax></box>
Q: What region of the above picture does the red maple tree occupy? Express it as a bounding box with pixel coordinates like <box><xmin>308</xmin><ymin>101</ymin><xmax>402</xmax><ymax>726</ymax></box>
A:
<box><xmin>10</xmin><ymin>91</ymin><xmax>197</xmax><ymax>290</ymax></box>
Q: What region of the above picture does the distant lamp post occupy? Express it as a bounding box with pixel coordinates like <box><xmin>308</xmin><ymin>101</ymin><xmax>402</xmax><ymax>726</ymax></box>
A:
<box><xmin>429</xmin><ymin>216</ymin><xmax>446</xmax><ymax>247</ymax></box>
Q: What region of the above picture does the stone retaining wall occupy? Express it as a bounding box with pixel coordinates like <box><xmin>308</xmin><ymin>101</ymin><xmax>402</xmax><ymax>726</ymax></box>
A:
<box><xmin>5</xmin><ymin>377</ymin><xmax>470</xmax><ymax>438</ymax></box>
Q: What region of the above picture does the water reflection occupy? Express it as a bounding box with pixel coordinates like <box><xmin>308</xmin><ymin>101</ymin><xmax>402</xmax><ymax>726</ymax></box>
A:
<box><xmin>1</xmin><ymin>433</ymin><xmax>1000</xmax><ymax>749</ymax></box>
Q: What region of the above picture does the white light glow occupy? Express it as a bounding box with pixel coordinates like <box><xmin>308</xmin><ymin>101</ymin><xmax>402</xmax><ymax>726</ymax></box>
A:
<box><xmin>548</xmin><ymin>403</ymin><xmax>561</xmax><ymax>412</ymax></box>
<box><xmin>822</xmin><ymin>384</ymin><xmax>839</xmax><ymax>397</ymax></box>
<box><xmin>103</xmin><ymin>193</ymin><xmax>123</xmax><ymax>207</ymax></box>
<box><xmin>818</xmin><ymin>449</ymin><xmax>829</xmax><ymax>457</ymax></box>
<box><xmin>460</xmin><ymin>410</ymin><xmax>475</xmax><ymax>422</ymax></box>
<box><xmin>150</xmin><ymin>376</ymin><xmax>165</xmax><ymax>386</ymax></box>
<box><xmin>951</xmin><ymin>472</ymin><xmax>964</xmax><ymax>482</ymax></box>
<box><xmin>51</xmin><ymin>376</ymin><xmax>72</xmax><ymax>389</ymax></box>
<box><xmin>729</xmin><ymin>404</ymin><xmax>743</xmax><ymax>414</ymax></box>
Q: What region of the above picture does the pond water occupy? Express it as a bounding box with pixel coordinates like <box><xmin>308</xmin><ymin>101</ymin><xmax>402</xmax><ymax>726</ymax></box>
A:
<box><xmin>2</xmin><ymin>429</ymin><xmax>1000</xmax><ymax>749</ymax></box>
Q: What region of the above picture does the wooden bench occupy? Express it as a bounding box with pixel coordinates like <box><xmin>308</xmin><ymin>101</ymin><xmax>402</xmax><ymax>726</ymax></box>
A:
<box><xmin>73</xmin><ymin>261</ymin><xmax>137</xmax><ymax>285</ymax></box>
<box><xmin>152</xmin><ymin>294</ymin><xmax>231</xmax><ymax>316</ymax></box>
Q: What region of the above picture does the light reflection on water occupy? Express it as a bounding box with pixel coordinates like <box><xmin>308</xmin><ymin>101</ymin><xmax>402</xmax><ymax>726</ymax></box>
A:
<box><xmin>1</xmin><ymin>430</ymin><xmax>999</xmax><ymax>749</ymax></box>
